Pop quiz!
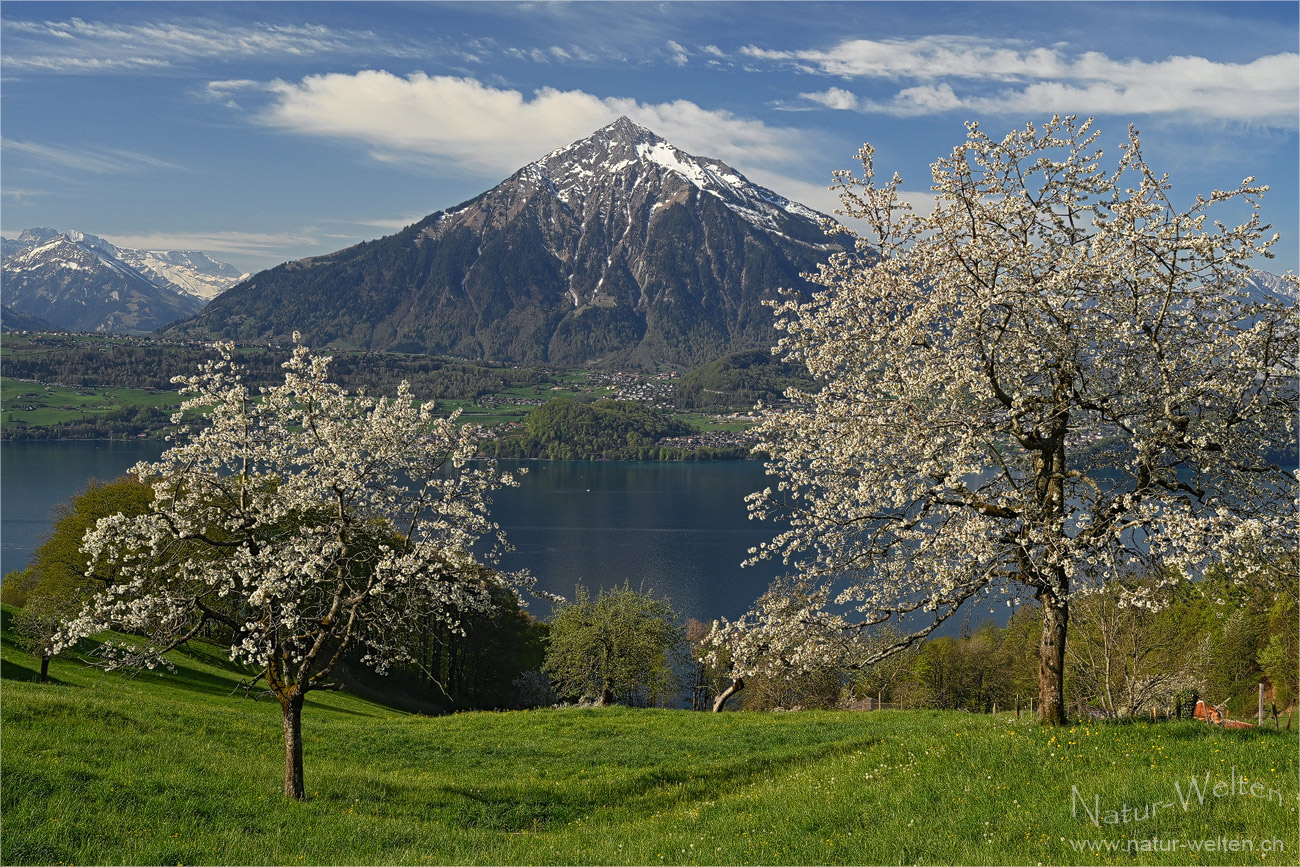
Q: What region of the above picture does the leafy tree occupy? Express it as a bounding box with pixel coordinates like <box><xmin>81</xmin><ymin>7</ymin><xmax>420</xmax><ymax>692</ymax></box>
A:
<box><xmin>844</xmin><ymin>624</ymin><xmax>920</xmax><ymax>708</ymax></box>
<box><xmin>0</xmin><ymin>571</ymin><xmax>23</xmax><ymax>608</ymax></box>
<box><xmin>714</xmin><ymin>116</ymin><xmax>1297</xmax><ymax>724</ymax></box>
<box><xmin>738</xmin><ymin>662</ymin><xmax>843</xmax><ymax>711</ymax></box>
<box><xmin>1205</xmin><ymin>606</ymin><xmax>1268</xmax><ymax>704</ymax></box>
<box><xmin>1065</xmin><ymin>576</ymin><xmax>1205</xmax><ymax>717</ymax></box>
<box><xmin>543</xmin><ymin>584</ymin><xmax>684</xmax><ymax>706</ymax></box>
<box><xmin>6</xmin><ymin>477</ymin><xmax>154</xmax><ymax>679</ymax></box>
<box><xmin>12</xmin><ymin>591</ymin><xmax>79</xmax><ymax>682</ymax></box>
<box><xmin>399</xmin><ymin>581</ymin><xmax>548</xmax><ymax>709</ymax></box>
<box><xmin>56</xmin><ymin>340</ymin><xmax>526</xmax><ymax>798</ymax></box>
<box><xmin>1259</xmin><ymin>590</ymin><xmax>1298</xmax><ymax>710</ymax></box>
<box><xmin>2</xmin><ymin>477</ymin><xmax>154</xmax><ymax>607</ymax></box>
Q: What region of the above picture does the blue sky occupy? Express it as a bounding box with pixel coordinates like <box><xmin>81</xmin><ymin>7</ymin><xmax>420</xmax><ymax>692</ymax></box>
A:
<box><xmin>2</xmin><ymin>1</ymin><xmax>1296</xmax><ymax>275</ymax></box>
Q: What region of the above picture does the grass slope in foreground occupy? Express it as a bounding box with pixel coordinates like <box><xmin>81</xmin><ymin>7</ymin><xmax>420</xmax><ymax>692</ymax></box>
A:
<box><xmin>1</xmin><ymin>618</ymin><xmax>1296</xmax><ymax>866</ymax></box>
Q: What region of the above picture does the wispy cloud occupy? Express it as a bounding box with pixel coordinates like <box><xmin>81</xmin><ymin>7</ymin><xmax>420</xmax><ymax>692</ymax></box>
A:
<box><xmin>99</xmin><ymin>230</ymin><xmax>324</xmax><ymax>263</ymax></box>
<box><xmin>2</xmin><ymin>138</ymin><xmax>186</xmax><ymax>174</ymax></box>
<box><xmin>319</xmin><ymin>214</ymin><xmax>433</xmax><ymax>234</ymax></box>
<box><xmin>745</xmin><ymin>36</ymin><xmax>1067</xmax><ymax>81</ymax></box>
<box><xmin>247</xmin><ymin>72</ymin><xmax>805</xmax><ymax>176</ymax></box>
<box><xmin>749</xmin><ymin>36</ymin><xmax>1299</xmax><ymax>126</ymax></box>
<box><xmin>1</xmin><ymin>17</ymin><xmax>420</xmax><ymax>72</ymax></box>
<box><xmin>1</xmin><ymin>188</ymin><xmax>46</xmax><ymax>204</ymax></box>
<box><xmin>504</xmin><ymin>44</ymin><xmax>607</xmax><ymax>64</ymax></box>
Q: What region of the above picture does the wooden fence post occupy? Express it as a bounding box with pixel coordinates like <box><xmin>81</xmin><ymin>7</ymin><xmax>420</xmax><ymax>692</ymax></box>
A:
<box><xmin>1258</xmin><ymin>683</ymin><xmax>1265</xmax><ymax>727</ymax></box>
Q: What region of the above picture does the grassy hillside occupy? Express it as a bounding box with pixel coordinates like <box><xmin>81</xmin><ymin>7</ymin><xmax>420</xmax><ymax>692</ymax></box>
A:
<box><xmin>674</xmin><ymin>349</ymin><xmax>815</xmax><ymax>410</ymax></box>
<box><xmin>1</xmin><ymin>613</ymin><xmax>1295</xmax><ymax>865</ymax></box>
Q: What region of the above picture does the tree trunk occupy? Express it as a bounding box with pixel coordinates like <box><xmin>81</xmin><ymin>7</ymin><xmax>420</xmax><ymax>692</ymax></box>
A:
<box><xmin>712</xmin><ymin>676</ymin><xmax>744</xmax><ymax>712</ymax></box>
<box><xmin>281</xmin><ymin>692</ymin><xmax>306</xmax><ymax>799</ymax></box>
<box><xmin>39</xmin><ymin>653</ymin><xmax>50</xmax><ymax>683</ymax></box>
<box><xmin>1038</xmin><ymin>591</ymin><xmax>1068</xmax><ymax>725</ymax></box>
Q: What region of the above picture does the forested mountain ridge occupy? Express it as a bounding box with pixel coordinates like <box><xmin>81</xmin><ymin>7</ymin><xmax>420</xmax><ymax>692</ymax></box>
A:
<box><xmin>165</xmin><ymin>118</ymin><xmax>853</xmax><ymax>367</ymax></box>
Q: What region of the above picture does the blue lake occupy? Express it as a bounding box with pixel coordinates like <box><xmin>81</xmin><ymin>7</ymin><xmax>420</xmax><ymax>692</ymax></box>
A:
<box><xmin>0</xmin><ymin>441</ymin><xmax>781</xmax><ymax>621</ymax></box>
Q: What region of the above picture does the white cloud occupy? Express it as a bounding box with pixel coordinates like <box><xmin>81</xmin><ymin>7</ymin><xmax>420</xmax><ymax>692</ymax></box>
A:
<box><xmin>877</xmin><ymin>83</ymin><xmax>965</xmax><ymax>115</ymax></box>
<box><xmin>750</xmin><ymin>36</ymin><xmax>1298</xmax><ymax>126</ymax></box>
<box><xmin>666</xmin><ymin>40</ymin><xmax>690</xmax><ymax>67</ymax></box>
<box><xmin>800</xmin><ymin>87</ymin><xmax>860</xmax><ymax>111</ymax></box>
<box><xmin>857</xmin><ymin>64</ymin><xmax>1298</xmax><ymax>124</ymax></box>
<box><xmin>566</xmin><ymin>45</ymin><xmax>599</xmax><ymax>63</ymax></box>
<box><xmin>504</xmin><ymin>44</ymin><xmax>603</xmax><ymax>64</ymax></box>
<box><xmin>253</xmin><ymin>71</ymin><xmax>804</xmax><ymax>175</ymax></box>
<box><xmin>1</xmin><ymin>54</ymin><xmax>170</xmax><ymax>72</ymax></box>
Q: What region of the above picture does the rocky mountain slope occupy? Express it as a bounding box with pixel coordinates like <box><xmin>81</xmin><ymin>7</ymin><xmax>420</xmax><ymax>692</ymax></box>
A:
<box><xmin>167</xmin><ymin>117</ymin><xmax>852</xmax><ymax>366</ymax></box>
<box><xmin>0</xmin><ymin>304</ymin><xmax>54</xmax><ymax>332</ymax></box>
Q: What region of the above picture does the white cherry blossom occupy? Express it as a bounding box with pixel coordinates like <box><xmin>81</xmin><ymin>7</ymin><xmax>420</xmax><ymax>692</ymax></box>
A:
<box><xmin>709</xmin><ymin>117</ymin><xmax>1297</xmax><ymax>724</ymax></box>
<box><xmin>58</xmin><ymin>339</ymin><xmax>528</xmax><ymax>797</ymax></box>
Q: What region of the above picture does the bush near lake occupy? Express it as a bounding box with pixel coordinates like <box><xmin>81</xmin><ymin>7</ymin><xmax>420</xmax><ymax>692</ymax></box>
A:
<box><xmin>1</xmin><ymin>610</ymin><xmax>1296</xmax><ymax>866</ymax></box>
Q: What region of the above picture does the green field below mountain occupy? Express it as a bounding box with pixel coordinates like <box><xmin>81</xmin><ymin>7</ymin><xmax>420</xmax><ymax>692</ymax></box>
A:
<box><xmin>2</xmin><ymin>609</ymin><xmax>1295</xmax><ymax>866</ymax></box>
<box><xmin>1</xmin><ymin>334</ymin><xmax>777</xmax><ymax>450</ymax></box>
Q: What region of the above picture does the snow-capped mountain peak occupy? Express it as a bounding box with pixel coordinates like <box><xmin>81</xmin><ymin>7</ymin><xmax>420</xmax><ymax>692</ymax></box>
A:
<box><xmin>526</xmin><ymin>116</ymin><xmax>827</xmax><ymax>235</ymax></box>
<box><xmin>176</xmin><ymin>117</ymin><xmax>851</xmax><ymax>366</ymax></box>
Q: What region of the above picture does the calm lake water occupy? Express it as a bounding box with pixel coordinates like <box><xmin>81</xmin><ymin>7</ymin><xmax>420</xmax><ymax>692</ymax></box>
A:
<box><xmin>0</xmin><ymin>441</ymin><xmax>780</xmax><ymax>621</ymax></box>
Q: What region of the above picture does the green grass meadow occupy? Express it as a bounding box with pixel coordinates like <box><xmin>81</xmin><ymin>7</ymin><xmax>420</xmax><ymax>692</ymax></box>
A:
<box><xmin>1</xmin><ymin>615</ymin><xmax>1296</xmax><ymax>865</ymax></box>
<box><xmin>3</xmin><ymin>380</ymin><xmax>183</xmax><ymax>428</ymax></box>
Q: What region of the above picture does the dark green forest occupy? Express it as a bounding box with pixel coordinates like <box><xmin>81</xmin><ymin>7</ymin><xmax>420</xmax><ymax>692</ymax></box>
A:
<box><xmin>2</xmin><ymin>335</ymin><xmax>553</xmax><ymax>400</ymax></box>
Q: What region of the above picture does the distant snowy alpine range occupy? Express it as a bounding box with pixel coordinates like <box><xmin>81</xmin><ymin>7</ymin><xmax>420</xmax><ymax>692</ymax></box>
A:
<box><xmin>1</xmin><ymin>228</ymin><xmax>246</xmax><ymax>334</ymax></box>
